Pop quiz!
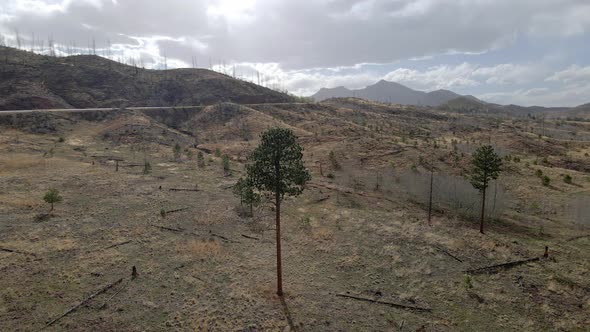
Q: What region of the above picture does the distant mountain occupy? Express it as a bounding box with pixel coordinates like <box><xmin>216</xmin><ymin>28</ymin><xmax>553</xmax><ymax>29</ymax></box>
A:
<box><xmin>439</xmin><ymin>96</ymin><xmax>590</xmax><ymax>120</ymax></box>
<box><xmin>311</xmin><ymin>80</ymin><xmax>462</xmax><ymax>106</ymax></box>
<box><xmin>0</xmin><ymin>46</ymin><xmax>293</xmax><ymax>110</ymax></box>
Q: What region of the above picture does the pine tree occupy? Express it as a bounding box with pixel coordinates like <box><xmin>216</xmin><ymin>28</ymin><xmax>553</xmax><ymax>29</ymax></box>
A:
<box><xmin>246</xmin><ymin>128</ymin><xmax>311</xmax><ymax>296</ymax></box>
<box><xmin>233</xmin><ymin>177</ymin><xmax>260</xmax><ymax>216</ymax></box>
<box><xmin>470</xmin><ymin>145</ymin><xmax>502</xmax><ymax>234</ymax></box>
<box><xmin>43</xmin><ymin>188</ymin><xmax>63</xmax><ymax>212</ymax></box>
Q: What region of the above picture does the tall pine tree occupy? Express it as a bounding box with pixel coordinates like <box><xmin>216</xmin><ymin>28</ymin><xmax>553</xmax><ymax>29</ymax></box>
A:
<box><xmin>470</xmin><ymin>145</ymin><xmax>502</xmax><ymax>234</ymax></box>
<box><xmin>246</xmin><ymin>128</ymin><xmax>311</xmax><ymax>296</ymax></box>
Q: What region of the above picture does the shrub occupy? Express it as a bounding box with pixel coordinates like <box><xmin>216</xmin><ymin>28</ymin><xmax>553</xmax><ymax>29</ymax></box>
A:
<box><xmin>329</xmin><ymin>151</ymin><xmax>341</xmax><ymax>170</ymax></box>
<box><xmin>143</xmin><ymin>160</ymin><xmax>152</xmax><ymax>174</ymax></box>
<box><xmin>173</xmin><ymin>143</ymin><xmax>181</xmax><ymax>160</ymax></box>
<box><xmin>535</xmin><ymin>169</ymin><xmax>543</xmax><ymax>178</ymax></box>
<box><xmin>197</xmin><ymin>151</ymin><xmax>205</xmax><ymax>168</ymax></box>
<box><xmin>327</xmin><ymin>173</ymin><xmax>335</xmax><ymax>179</ymax></box>
<box><xmin>564</xmin><ymin>174</ymin><xmax>572</xmax><ymax>184</ymax></box>
<box><xmin>57</xmin><ymin>136</ymin><xmax>65</xmax><ymax>143</ymax></box>
<box><xmin>222</xmin><ymin>154</ymin><xmax>230</xmax><ymax>175</ymax></box>
<box><xmin>542</xmin><ymin>175</ymin><xmax>551</xmax><ymax>186</ymax></box>
<box><xmin>463</xmin><ymin>274</ymin><xmax>473</xmax><ymax>290</ymax></box>
<box><xmin>160</xmin><ymin>208</ymin><xmax>166</xmax><ymax>218</ymax></box>
<box><xmin>214</xmin><ymin>148</ymin><xmax>221</xmax><ymax>157</ymax></box>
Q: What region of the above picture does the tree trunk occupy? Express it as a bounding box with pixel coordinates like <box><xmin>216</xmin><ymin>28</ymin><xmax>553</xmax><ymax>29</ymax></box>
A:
<box><xmin>50</xmin><ymin>202</ymin><xmax>54</xmax><ymax>211</ymax></box>
<box><xmin>275</xmin><ymin>190</ymin><xmax>283</xmax><ymax>296</ymax></box>
<box><xmin>428</xmin><ymin>171</ymin><xmax>433</xmax><ymax>225</ymax></box>
<box><xmin>480</xmin><ymin>187</ymin><xmax>486</xmax><ymax>234</ymax></box>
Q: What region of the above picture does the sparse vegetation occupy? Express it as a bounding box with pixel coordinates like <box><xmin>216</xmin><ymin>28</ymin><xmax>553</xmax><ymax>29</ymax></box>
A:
<box><xmin>329</xmin><ymin>150</ymin><xmax>341</xmax><ymax>170</ymax></box>
<box><xmin>143</xmin><ymin>160</ymin><xmax>152</xmax><ymax>174</ymax></box>
<box><xmin>43</xmin><ymin>188</ymin><xmax>62</xmax><ymax>212</ymax></box>
<box><xmin>1</xmin><ymin>91</ymin><xmax>589</xmax><ymax>331</ymax></box>
<box><xmin>542</xmin><ymin>175</ymin><xmax>551</xmax><ymax>186</ymax></box>
<box><xmin>232</xmin><ymin>177</ymin><xmax>260</xmax><ymax>216</ymax></box>
<box><xmin>564</xmin><ymin>174</ymin><xmax>572</xmax><ymax>184</ymax></box>
<box><xmin>197</xmin><ymin>151</ymin><xmax>205</xmax><ymax>168</ymax></box>
<box><xmin>173</xmin><ymin>143</ymin><xmax>181</xmax><ymax>160</ymax></box>
<box><xmin>222</xmin><ymin>154</ymin><xmax>230</xmax><ymax>175</ymax></box>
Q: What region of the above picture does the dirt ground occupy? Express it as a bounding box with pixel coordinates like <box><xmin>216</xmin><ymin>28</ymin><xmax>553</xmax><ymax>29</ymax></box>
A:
<box><xmin>1</xmin><ymin>100</ymin><xmax>589</xmax><ymax>331</ymax></box>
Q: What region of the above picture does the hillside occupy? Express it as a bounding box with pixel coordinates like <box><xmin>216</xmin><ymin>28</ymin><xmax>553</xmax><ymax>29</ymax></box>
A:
<box><xmin>0</xmin><ymin>46</ymin><xmax>293</xmax><ymax>110</ymax></box>
<box><xmin>311</xmin><ymin>80</ymin><xmax>461</xmax><ymax>106</ymax></box>
<box><xmin>1</xmin><ymin>98</ymin><xmax>589</xmax><ymax>331</ymax></box>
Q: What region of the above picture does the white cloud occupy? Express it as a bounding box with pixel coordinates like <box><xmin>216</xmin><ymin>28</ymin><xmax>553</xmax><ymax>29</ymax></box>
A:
<box><xmin>545</xmin><ymin>65</ymin><xmax>590</xmax><ymax>83</ymax></box>
<box><xmin>0</xmin><ymin>0</ymin><xmax>589</xmax><ymax>106</ymax></box>
<box><xmin>384</xmin><ymin>63</ymin><xmax>480</xmax><ymax>90</ymax></box>
<box><xmin>479</xmin><ymin>83</ymin><xmax>590</xmax><ymax>107</ymax></box>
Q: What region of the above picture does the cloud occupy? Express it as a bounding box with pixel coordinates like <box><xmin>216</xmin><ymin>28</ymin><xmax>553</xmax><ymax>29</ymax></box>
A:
<box><xmin>228</xmin><ymin>61</ymin><xmax>545</xmax><ymax>96</ymax></box>
<box><xmin>0</xmin><ymin>0</ymin><xmax>589</xmax><ymax>106</ymax></box>
<box><xmin>479</xmin><ymin>83</ymin><xmax>590</xmax><ymax>107</ymax></box>
<box><xmin>545</xmin><ymin>65</ymin><xmax>590</xmax><ymax>83</ymax></box>
<box><xmin>2</xmin><ymin>0</ymin><xmax>590</xmax><ymax>69</ymax></box>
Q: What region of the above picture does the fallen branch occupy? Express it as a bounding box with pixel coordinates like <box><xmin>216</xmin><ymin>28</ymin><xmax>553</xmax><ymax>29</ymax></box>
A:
<box><xmin>0</xmin><ymin>247</ymin><xmax>36</xmax><ymax>257</ymax></box>
<box><xmin>43</xmin><ymin>278</ymin><xmax>123</xmax><ymax>329</ymax></box>
<box><xmin>464</xmin><ymin>257</ymin><xmax>541</xmax><ymax>275</ymax></box>
<box><xmin>241</xmin><ymin>234</ymin><xmax>259</xmax><ymax>240</ymax></box>
<box><xmin>150</xmin><ymin>224</ymin><xmax>184</xmax><ymax>232</ymax></box>
<box><xmin>169</xmin><ymin>188</ymin><xmax>200</xmax><ymax>192</ymax></box>
<box><xmin>566</xmin><ymin>234</ymin><xmax>590</xmax><ymax>242</ymax></box>
<box><xmin>211</xmin><ymin>233</ymin><xmax>240</xmax><ymax>243</ymax></box>
<box><xmin>165</xmin><ymin>207</ymin><xmax>189</xmax><ymax>214</ymax></box>
<box><xmin>99</xmin><ymin>280</ymin><xmax>129</xmax><ymax>309</ymax></box>
<box><xmin>313</xmin><ymin>195</ymin><xmax>330</xmax><ymax>203</ymax></box>
<box><xmin>104</xmin><ymin>240</ymin><xmax>132</xmax><ymax>250</ymax></box>
<box><xmin>434</xmin><ymin>246</ymin><xmax>463</xmax><ymax>263</ymax></box>
<box><xmin>336</xmin><ymin>293</ymin><xmax>431</xmax><ymax>312</ymax></box>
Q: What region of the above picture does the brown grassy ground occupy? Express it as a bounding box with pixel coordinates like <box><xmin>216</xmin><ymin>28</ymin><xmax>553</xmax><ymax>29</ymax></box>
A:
<box><xmin>0</xmin><ymin>100</ymin><xmax>589</xmax><ymax>331</ymax></box>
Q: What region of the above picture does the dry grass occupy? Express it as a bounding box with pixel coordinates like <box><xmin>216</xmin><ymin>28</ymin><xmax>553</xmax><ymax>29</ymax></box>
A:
<box><xmin>1</xmin><ymin>100</ymin><xmax>589</xmax><ymax>331</ymax></box>
<box><xmin>177</xmin><ymin>239</ymin><xmax>221</xmax><ymax>258</ymax></box>
<box><xmin>0</xmin><ymin>154</ymin><xmax>44</xmax><ymax>173</ymax></box>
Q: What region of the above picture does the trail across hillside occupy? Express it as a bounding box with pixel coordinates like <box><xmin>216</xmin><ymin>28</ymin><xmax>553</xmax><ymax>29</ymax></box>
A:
<box><xmin>0</xmin><ymin>102</ymin><xmax>309</xmax><ymax>114</ymax></box>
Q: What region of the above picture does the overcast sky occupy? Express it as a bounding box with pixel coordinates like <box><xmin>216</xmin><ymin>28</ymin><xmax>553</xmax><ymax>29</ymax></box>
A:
<box><xmin>1</xmin><ymin>0</ymin><xmax>590</xmax><ymax>106</ymax></box>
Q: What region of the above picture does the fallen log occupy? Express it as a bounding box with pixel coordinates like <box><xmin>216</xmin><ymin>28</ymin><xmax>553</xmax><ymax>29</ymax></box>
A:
<box><xmin>0</xmin><ymin>247</ymin><xmax>36</xmax><ymax>257</ymax></box>
<box><xmin>150</xmin><ymin>224</ymin><xmax>184</xmax><ymax>232</ymax></box>
<box><xmin>313</xmin><ymin>195</ymin><xmax>330</xmax><ymax>203</ymax></box>
<box><xmin>165</xmin><ymin>207</ymin><xmax>189</xmax><ymax>214</ymax></box>
<box><xmin>434</xmin><ymin>246</ymin><xmax>463</xmax><ymax>263</ymax></box>
<box><xmin>566</xmin><ymin>234</ymin><xmax>590</xmax><ymax>242</ymax></box>
<box><xmin>211</xmin><ymin>233</ymin><xmax>240</xmax><ymax>243</ymax></box>
<box><xmin>43</xmin><ymin>278</ymin><xmax>123</xmax><ymax>329</ymax></box>
<box><xmin>336</xmin><ymin>293</ymin><xmax>431</xmax><ymax>312</ymax></box>
<box><xmin>104</xmin><ymin>240</ymin><xmax>132</xmax><ymax>250</ymax></box>
<box><xmin>464</xmin><ymin>257</ymin><xmax>541</xmax><ymax>275</ymax></box>
<box><xmin>99</xmin><ymin>280</ymin><xmax>128</xmax><ymax>309</ymax></box>
<box><xmin>169</xmin><ymin>188</ymin><xmax>199</xmax><ymax>192</ymax></box>
<box><xmin>241</xmin><ymin>234</ymin><xmax>260</xmax><ymax>240</ymax></box>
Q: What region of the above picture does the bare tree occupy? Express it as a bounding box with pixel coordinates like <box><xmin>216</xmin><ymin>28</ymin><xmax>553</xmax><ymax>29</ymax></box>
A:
<box><xmin>15</xmin><ymin>28</ymin><xmax>22</xmax><ymax>49</ymax></box>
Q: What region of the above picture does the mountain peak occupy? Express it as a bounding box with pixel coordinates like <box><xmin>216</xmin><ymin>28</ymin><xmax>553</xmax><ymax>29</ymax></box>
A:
<box><xmin>311</xmin><ymin>80</ymin><xmax>462</xmax><ymax>106</ymax></box>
